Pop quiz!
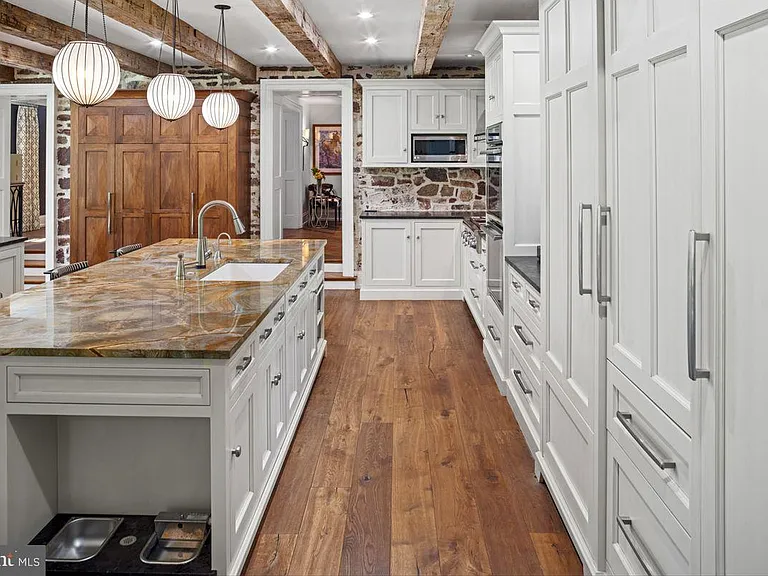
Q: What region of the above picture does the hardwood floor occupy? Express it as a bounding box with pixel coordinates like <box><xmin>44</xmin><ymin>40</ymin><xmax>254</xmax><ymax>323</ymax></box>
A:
<box><xmin>244</xmin><ymin>292</ymin><xmax>582</xmax><ymax>576</ymax></box>
<box><xmin>283</xmin><ymin>226</ymin><xmax>342</xmax><ymax>263</ymax></box>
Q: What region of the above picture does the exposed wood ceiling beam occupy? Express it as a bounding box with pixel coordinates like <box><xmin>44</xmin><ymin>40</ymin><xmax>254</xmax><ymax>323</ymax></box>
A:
<box><xmin>249</xmin><ymin>0</ymin><xmax>341</xmax><ymax>78</ymax></box>
<box><xmin>0</xmin><ymin>41</ymin><xmax>54</xmax><ymax>74</ymax></box>
<box><xmin>0</xmin><ymin>0</ymin><xmax>169</xmax><ymax>77</ymax></box>
<box><xmin>82</xmin><ymin>0</ymin><xmax>258</xmax><ymax>82</ymax></box>
<box><xmin>0</xmin><ymin>65</ymin><xmax>15</xmax><ymax>82</ymax></box>
<box><xmin>413</xmin><ymin>0</ymin><xmax>456</xmax><ymax>76</ymax></box>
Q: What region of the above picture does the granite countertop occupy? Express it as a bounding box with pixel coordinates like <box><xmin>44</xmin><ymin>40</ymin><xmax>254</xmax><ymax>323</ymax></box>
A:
<box><xmin>506</xmin><ymin>256</ymin><xmax>541</xmax><ymax>293</ymax></box>
<box><xmin>0</xmin><ymin>239</ymin><xmax>325</xmax><ymax>360</ymax></box>
<box><xmin>0</xmin><ymin>236</ymin><xmax>26</xmax><ymax>248</ymax></box>
<box><xmin>360</xmin><ymin>210</ymin><xmax>486</xmax><ymax>220</ymax></box>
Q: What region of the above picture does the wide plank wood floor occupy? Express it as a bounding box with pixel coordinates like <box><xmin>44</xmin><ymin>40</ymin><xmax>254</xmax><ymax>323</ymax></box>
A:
<box><xmin>244</xmin><ymin>291</ymin><xmax>582</xmax><ymax>576</ymax></box>
<box><xmin>283</xmin><ymin>226</ymin><xmax>342</xmax><ymax>263</ymax></box>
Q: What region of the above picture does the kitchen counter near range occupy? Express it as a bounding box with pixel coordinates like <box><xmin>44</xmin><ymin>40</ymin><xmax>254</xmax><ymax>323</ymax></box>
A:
<box><xmin>0</xmin><ymin>238</ymin><xmax>325</xmax><ymax>359</ymax></box>
<box><xmin>0</xmin><ymin>236</ymin><xmax>26</xmax><ymax>248</ymax></box>
<box><xmin>506</xmin><ymin>256</ymin><xmax>541</xmax><ymax>293</ymax></box>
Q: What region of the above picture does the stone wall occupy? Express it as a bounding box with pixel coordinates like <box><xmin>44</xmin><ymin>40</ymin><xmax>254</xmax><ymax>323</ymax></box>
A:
<box><xmin>4</xmin><ymin>64</ymin><xmax>483</xmax><ymax>270</ymax></box>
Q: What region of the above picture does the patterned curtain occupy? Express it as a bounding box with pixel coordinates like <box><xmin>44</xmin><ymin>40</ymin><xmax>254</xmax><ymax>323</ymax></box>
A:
<box><xmin>17</xmin><ymin>106</ymin><xmax>41</xmax><ymax>232</ymax></box>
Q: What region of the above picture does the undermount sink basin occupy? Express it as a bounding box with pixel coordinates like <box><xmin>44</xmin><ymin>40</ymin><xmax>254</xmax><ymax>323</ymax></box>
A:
<box><xmin>46</xmin><ymin>517</ymin><xmax>123</xmax><ymax>563</ymax></box>
<box><xmin>202</xmin><ymin>262</ymin><xmax>290</xmax><ymax>283</ymax></box>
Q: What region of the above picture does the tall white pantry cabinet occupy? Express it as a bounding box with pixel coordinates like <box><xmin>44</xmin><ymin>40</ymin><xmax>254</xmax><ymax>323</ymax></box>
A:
<box><xmin>539</xmin><ymin>0</ymin><xmax>768</xmax><ymax>574</ymax></box>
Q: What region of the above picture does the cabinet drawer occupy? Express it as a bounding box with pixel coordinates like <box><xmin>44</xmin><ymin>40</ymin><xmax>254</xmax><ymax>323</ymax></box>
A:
<box><xmin>484</xmin><ymin>293</ymin><xmax>504</xmax><ymax>358</ymax></box>
<box><xmin>509</xmin><ymin>347</ymin><xmax>541</xmax><ymax>431</ymax></box>
<box><xmin>509</xmin><ymin>309</ymin><xmax>542</xmax><ymax>384</ymax></box>
<box><xmin>227</xmin><ymin>340</ymin><xmax>256</xmax><ymax>402</ymax></box>
<box><xmin>608</xmin><ymin>362</ymin><xmax>691</xmax><ymax>532</ymax></box>
<box><xmin>6</xmin><ymin>366</ymin><xmax>210</xmax><ymax>405</ymax></box>
<box><xmin>607</xmin><ymin>435</ymin><xmax>690</xmax><ymax>576</ymax></box>
<box><xmin>257</xmin><ymin>297</ymin><xmax>286</xmax><ymax>350</ymax></box>
<box><xmin>508</xmin><ymin>268</ymin><xmax>527</xmax><ymax>305</ymax></box>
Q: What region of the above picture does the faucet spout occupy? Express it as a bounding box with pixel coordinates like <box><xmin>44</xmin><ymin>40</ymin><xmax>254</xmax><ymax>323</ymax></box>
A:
<box><xmin>196</xmin><ymin>200</ymin><xmax>246</xmax><ymax>269</ymax></box>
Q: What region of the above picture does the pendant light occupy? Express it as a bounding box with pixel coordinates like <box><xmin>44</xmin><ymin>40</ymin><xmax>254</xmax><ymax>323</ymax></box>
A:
<box><xmin>147</xmin><ymin>0</ymin><xmax>195</xmax><ymax>122</ymax></box>
<box><xmin>202</xmin><ymin>5</ymin><xmax>239</xmax><ymax>130</ymax></box>
<box><xmin>52</xmin><ymin>0</ymin><xmax>121</xmax><ymax>107</ymax></box>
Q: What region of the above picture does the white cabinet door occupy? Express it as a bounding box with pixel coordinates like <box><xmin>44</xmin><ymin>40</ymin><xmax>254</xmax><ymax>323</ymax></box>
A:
<box><xmin>268</xmin><ymin>337</ymin><xmax>286</xmax><ymax>453</ymax></box>
<box><xmin>228</xmin><ymin>385</ymin><xmax>257</xmax><ymax>558</ymax></box>
<box><xmin>304</xmin><ymin>289</ymin><xmax>318</xmax><ymax>373</ymax></box>
<box><xmin>363</xmin><ymin>220</ymin><xmax>412</xmax><ymax>287</ymax></box>
<box><xmin>364</xmin><ymin>89</ymin><xmax>409</xmax><ymax>164</ymax></box>
<box><xmin>0</xmin><ymin>245</ymin><xmax>23</xmax><ymax>298</ymax></box>
<box><xmin>486</xmin><ymin>50</ymin><xmax>503</xmax><ymax>126</ymax></box>
<box><xmin>469</xmin><ymin>89</ymin><xmax>486</xmax><ymax>164</ymax></box>
<box><xmin>413</xmin><ymin>221</ymin><xmax>461</xmax><ymax>288</ymax></box>
<box><xmin>439</xmin><ymin>89</ymin><xmax>468</xmax><ymax>131</ymax></box>
<box><xmin>701</xmin><ymin>1</ymin><xmax>768</xmax><ymax>573</ymax></box>
<box><xmin>604</xmin><ymin>0</ymin><xmax>700</xmax><ymax>437</ymax></box>
<box><xmin>284</xmin><ymin>308</ymin><xmax>303</xmax><ymax>421</ymax></box>
<box><xmin>410</xmin><ymin>90</ymin><xmax>440</xmax><ymax>132</ymax></box>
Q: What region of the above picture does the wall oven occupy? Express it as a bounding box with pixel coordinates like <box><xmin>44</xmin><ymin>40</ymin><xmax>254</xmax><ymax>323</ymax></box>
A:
<box><xmin>485</xmin><ymin>219</ymin><xmax>504</xmax><ymax>312</ymax></box>
<box><xmin>412</xmin><ymin>134</ymin><xmax>468</xmax><ymax>163</ymax></box>
<box><xmin>486</xmin><ymin>123</ymin><xmax>502</xmax><ymax>225</ymax></box>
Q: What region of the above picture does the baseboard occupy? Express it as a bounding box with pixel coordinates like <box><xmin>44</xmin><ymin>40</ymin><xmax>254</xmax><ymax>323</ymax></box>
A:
<box><xmin>325</xmin><ymin>263</ymin><xmax>343</xmax><ymax>273</ymax></box>
<box><xmin>537</xmin><ymin>453</ymin><xmax>603</xmax><ymax>576</ymax></box>
<box><xmin>325</xmin><ymin>281</ymin><xmax>355</xmax><ymax>290</ymax></box>
<box><xmin>359</xmin><ymin>288</ymin><xmax>464</xmax><ymax>301</ymax></box>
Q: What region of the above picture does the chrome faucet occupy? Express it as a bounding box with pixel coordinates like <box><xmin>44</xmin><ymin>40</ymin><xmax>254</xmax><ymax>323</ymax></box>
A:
<box><xmin>196</xmin><ymin>200</ymin><xmax>246</xmax><ymax>269</ymax></box>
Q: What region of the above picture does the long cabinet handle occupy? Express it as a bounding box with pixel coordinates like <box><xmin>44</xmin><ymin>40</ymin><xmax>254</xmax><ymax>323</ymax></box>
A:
<box><xmin>688</xmin><ymin>230</ymin><xmax>710</xmax><ymax>381</ymax></box>
<box><xmin>616</xmin><ymin>411</ymin><xmax>675</xmax><ymax>470</ymax></box>
<box><xmin>190</xmin><ymin>192</ymin><xmax>195</xmax><ymax>236</ymax></box>
<box><xmin>617</xmin><ymin>517</ymin><xmax>662</xmax><ymax>576</ymax></box>
<box><xmin>236</xmin><ymin>355</ymin><xmax>253</xmax><ymax>375</ymax></box>
<box><xmin>469</xmin><ymin>287</ymin><xmax>479</xmax><ymax>300</ymax></box>
<box><xmin>514</xmin><ymin>325</ymin><xmax>533</xmax><ymax>347</ymax></box>
<box><xmin>597</xmin><ymin>205</ymin><xmax>611</xmax><ymax>303</ymax></box>
<box><xmin>578</xmin><ymin>203</ymin><xmax>593</xmax><ymax>296</ymax></box>
<box><xmin>513</xmin><ymin>370</ymin><xmax>532</xmax><ymax>396</ymax></box>
<box><xmin>106</xmin><ymin>192</ymin><xmax>113</xmax><ymax>235</ymax></box>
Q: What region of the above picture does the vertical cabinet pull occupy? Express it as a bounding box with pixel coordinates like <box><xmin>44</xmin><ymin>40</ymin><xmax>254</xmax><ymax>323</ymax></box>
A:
<box><xmin>106</xmin><ymin>192</ymin><xmax>113</xmax><ymax>235</ymax></box>
<box><xmin>578</xmin><ymin>203</ymin><xmax>593</xmax><ymax>295</ymax></box>
<box><xmin>190</xmin><ymin>192</ymin><xmax>196</xmax><ymax>236</ymax></box>
<box><xmin>597</xmin><ymin>205</ymin><xmax>611</xmax><ymax>303</ymax></box>
<box><xmin>688</xmin><ymin>230</ymin><xmax>710</xmax><ymax>381</ymax></box>
<box><xmin>617</xmin><ymin>517</ymin><xmax>662</xmax><ymax>576</ymax></box>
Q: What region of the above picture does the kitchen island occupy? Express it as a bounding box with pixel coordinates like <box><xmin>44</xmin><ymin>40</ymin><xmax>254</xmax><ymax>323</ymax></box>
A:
<box><xmin>0</xmin><ymin>239</ymin><xmax>326</xmax><ymax>575</ymax></box>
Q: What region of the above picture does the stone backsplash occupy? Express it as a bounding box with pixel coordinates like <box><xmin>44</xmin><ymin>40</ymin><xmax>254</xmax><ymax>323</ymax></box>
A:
<box><xmin>359</xmin><ymin>167</ymin><xmax>486</xmax><ymax>212</ymax></box>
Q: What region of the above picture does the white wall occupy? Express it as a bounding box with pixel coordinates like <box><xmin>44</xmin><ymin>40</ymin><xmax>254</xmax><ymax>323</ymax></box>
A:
<box><xmin>301</xmin><ymin>98</ymin><xmax>343</xmax><ymax>198</ymax></box>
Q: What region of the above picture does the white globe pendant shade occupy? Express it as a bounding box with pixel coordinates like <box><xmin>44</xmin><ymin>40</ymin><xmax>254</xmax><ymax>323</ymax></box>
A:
<box><xmin>52</xmin><ymin>41</ymin><xmax>121</xmax><ymax>107</ymax></box>
<box><xmin>147</xmin><ymin>73</ymin><xmax>195</xmax><ymax>121</ymax></box>
<box><xmin>202</xmin><ymin>91</ymin><xmax>239</xmax><ymax>130</ymax></box>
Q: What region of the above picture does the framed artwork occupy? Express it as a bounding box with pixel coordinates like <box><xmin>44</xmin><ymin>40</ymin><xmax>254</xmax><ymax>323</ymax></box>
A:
<box><xmin>313</xmin><ymin>124</ymin><xmax>342</xmax><ymax>174</ymax></box>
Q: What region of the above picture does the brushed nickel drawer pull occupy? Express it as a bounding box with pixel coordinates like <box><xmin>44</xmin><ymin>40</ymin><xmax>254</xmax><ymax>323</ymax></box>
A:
<box><xmin>297</xmin><ymin>330</ymin><xmax>306</xmax><ymax>340</ymax></box>
<box><xmin>616</xmin><ymin>411</ymin><xmax>676</xmax><ymax>470</ymax></box>
<box><xmin>275</xmin><ymin>311</ymin><xmax>285</xmax><ymax>323</ymax></box>
<box><xmin>235</xmin><ymin>355</ymin><xmax>252</xmax><ymax>375</ymax></box>
<box><xmin>487</xmin><ymin>325</ymin><xmax>501</xmax><ymax>342</ymax></box>
<box><xmin>289</xmin><ymin>294</ymin><xmax>298</xmax><ymax>304</ymax></box>
<box><xmin>528</xmin><ymin>298</ymin><xmax>540</xmax><ymax>311</ymax></box>
<box><xmin>617</xmin><ymin>516</ymin><xmax>661</xmax><ymax>576</ymax></box>
<box><xmin>513</xmin><ymin>370</ymin><xmax>532</xmax><ymax>396</ymax></box>
<box><xmin>260</xmin><ymin>328</ymin><xmax>273</xmax><ymax>343</ymax></box>
<box><xmin>514</xmin><ymin>325</ymin><xmax>533</xmax><ymax>347</ymax></box>
<box><xmin>470</xmin><ymin>260</ymin><xmax>479</xmax><ymax>270</ymax></box>
<box><xmin>470</xmin><ymin>287</ymin><xmax>479</xmax><ymax>299</ymax></box>
<box><xmin>271</xmin><ymin>373</ymin><xmax>281</xmax><ymax>387</ymax></box>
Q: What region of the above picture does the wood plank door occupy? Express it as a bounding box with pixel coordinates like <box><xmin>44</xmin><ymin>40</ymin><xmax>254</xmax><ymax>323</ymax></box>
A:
<box><xmin>152</xmin><ymin>144</ymin><xmax>191</xmax><ymax>242</ymax></box>
<box><xmin>75</xmin><ymin>143</ymin><xmax>115</xmax><ymax>264</ymax></box>
<box><xmin>115</xmin><ymin>144</ymin><xmax>153</xmax><ymax>250</ymax></box>
<box><xmin>190</xmin><ymin>143</ymin><xmax>229</xmax><ymax>239</ymax></box>
<box><xmin>604</xmin><ymin>0</ymin><xmax>701</xmax><ymax>436</ymax></box>
<box><xmin>700</xmin><ymin>1</ymin><xmax>768</xmax><ymax>573</ymax></box>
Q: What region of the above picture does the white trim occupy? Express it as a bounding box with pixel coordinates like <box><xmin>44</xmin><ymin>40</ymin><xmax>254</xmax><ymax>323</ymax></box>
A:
<box><xmin>356</xmin><ymin>79</ymin><xmax>484</xmax><ymax>90</ymax></box>
<box><xmin>260</xmin><ymin>79</ymin><xmax>355</xmax><ymax>278</ymax></box>
<box><xmin>324</xmin><ymin>262</ymin><xmax>342</xmax><ymax>273</ymax></box>
<box><xmin>359</xmin><ymin>288</ymin><xmax>463</xmax><ymax>301</ymax></box>
<box><xmin>324</xmin><ymin>280</ymin><xmax>355</xmax><ymax>290</ymax></box>
<box><xmin>0</xmin><ymin>84</ymin><xmax>56</xmax><ymax>270</ymax></box>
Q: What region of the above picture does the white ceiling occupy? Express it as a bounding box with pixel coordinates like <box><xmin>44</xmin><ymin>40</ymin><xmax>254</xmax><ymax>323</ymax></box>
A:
<box><xmin>5</xmin><ymin>0</ymin><xmax>538</xmax><ymax>72</ymax></box>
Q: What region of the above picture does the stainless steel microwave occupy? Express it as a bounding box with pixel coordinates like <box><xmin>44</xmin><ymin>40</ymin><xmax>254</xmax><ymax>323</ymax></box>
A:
<box><xmin>412</xmin><ymin>134</ymin><xmax>468</xmax><ymax>163</ymax></box>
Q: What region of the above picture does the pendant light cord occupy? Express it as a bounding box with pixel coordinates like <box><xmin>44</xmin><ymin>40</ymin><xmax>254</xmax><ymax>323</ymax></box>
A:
<box><xmin>70</xmin><ymin>0</ymin><xmax>110</xmax><ymax>45</ymax></box>
<box><xmin>156</xmin><ymin>0</ymin><xmax>170</xmax><ymax>75</ymax></box>
<box><xmin>215</xmin><ymin>7</ymin><xmax>231</xmax><ymax>92</ymax></box>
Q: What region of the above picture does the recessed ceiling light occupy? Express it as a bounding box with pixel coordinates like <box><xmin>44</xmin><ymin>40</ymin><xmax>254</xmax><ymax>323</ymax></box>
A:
<box><xmin>358</xmin><ymin>10</ymin><xmax>373</xmax><ymax>19</ymax></box>
<box><xmin>364</xmin><ymin>36</ymin><xmax>379</xmax><ymax>45</ymax></box>
<box><xmin>265</xmin><ymin>45</ymin><xmax>278</xmax><ymax>53</ymax></box>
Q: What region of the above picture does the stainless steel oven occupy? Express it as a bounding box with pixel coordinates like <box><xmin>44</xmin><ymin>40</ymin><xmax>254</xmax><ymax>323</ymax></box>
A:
<box><xmin>412</xmin><ymin>134</ymin><xmax>468</xmax><ymax>163</ymax></box>
<box><xmin>486</xmin><ymin>123</ymin><xmax>502</xmax><ymax>225</ymax></box>
<box><xmin>484</xmin><ymin>218</ymin><xmax>504</xmax><ymax>312</ymax></box>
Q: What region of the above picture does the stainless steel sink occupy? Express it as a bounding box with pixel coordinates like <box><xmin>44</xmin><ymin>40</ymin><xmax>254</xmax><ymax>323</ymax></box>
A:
<box><xmin>46</xmin><ymin>517</ymin><xmax>123</xmax><ymax>563</ymax></box>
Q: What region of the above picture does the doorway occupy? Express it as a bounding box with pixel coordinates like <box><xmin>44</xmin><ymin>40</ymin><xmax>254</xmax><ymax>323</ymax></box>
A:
<box><xmin>0</xmin><ymin>84</ymin><xmax>56</xmax><ymax>285</ymax></box>
<box><xmin>260</xmin><ymin>79</ymin><xmax>353</xmax><ymax>277</ymax></box>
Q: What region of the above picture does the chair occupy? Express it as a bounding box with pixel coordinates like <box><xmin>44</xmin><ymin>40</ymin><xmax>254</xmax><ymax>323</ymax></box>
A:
<box><xmin>43</xmin><ymin>261</ymin><xmax>89</xmax><ymax>281</ymax></box>
<box><xmin>111</xmin><ymin>243</ymin><xmax>143</xmax><ymax>257</ymax></box>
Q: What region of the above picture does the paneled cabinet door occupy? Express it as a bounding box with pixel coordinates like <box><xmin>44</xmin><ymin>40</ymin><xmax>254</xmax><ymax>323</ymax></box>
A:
<box><xmin>267</xmin><ymin>337</ymin><xmax>287</xmax><ymax>458</ymax></box>
<box><xmin>284</xmin><ymin>306</ymin><xmax>306</xmax><ymax>421</ymax></box>
<box><xmin>469</xmin><ymin>89</ymin><xmax>486</xmax><ymax>164</ymax></box>
<box><xmin>364</xmin><ymin>89</ymin><xmax>409</xmax><ymax>164</ymax></box>
<box><xmin>75</xmin><ymin>143</ymin><xmax>116</xmax><ymax>264</ymax></box>
<box><xmin>114</xmin><ymin>144</ymin><xmax>152</xmax><ymax>250</ymax></box>
<box><xmin>115</xmin><ymin>107</ymin><xmax>153</xmax><ymax>144</ymax></box>
<box><xmin>410</xmin><ymin>90</ymin><xmax>441</xmax><ymax>131</ymax></box>
<box><xmin>363</xmin><ymin>221</ymin><xmax>412</xmax><ymax>287</ymax></box>
<box><xmin>191</xmin><ymin>106</ymin><xmax>229</xmax><ymax>144</ymax></box>
<box><xmin>486</xmin><ymin>51</ymin><xmax>503</xmax><ymax>126</ymax></box>
<box><xmin>227</xmin><ymin>386</ymin><xmax>257</xmax><ymax>559</ymax></box>
<box><xmin>190</xmin><ymin>144</ymin><xmax>229</xmax><ymax>238</ymax></box>
<box><xmin>440</xmin><ymin>89</ymin><xmax>468</xmax><ymax>131</ymax></box>
<box><xmin>604</xmin><ymin>0</ymin><xmax>701</xmax><ymax>437</ymax></box>
<box><xmin>77</xmin><ymin>106</ymin><xmax>115</xmax><ymax>144</ymax></box>
<box><xmin>152</xmin><ymin>144</ymin><xmax>191</xmax><ymax>242</ymax></box>
<box><xmin>413</xmin><ymin>221</ymin><xmax>461</xmax><ymax>287</ymax></box>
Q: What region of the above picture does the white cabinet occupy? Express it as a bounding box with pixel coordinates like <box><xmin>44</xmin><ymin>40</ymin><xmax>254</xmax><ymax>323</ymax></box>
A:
<box><xmin>413</xmin><ymin>221</ymin><xmax>461</xmax><ymax>287</ymax></box>
<box><xmin>439</xmin><ymin>90</ymin><xmax>468</xmax><ymax>131</ymax></box>
<box><xmin>0</xmin><ymin>242</ymin><xmax>24</xmax><ymax>297</ymax></box>
<box><xmin>228</xmin><ymin>385</ymin><xmax>257</xmax><ymax>558</ymax></box>
<box><xmin>361</xmin><ymin>218</ymin><xmax>463</xmax><ymax>299</ymax></box>
<box><xmin>485</xmin><ymin>50</ymin><xmax>503</xmax><ymax>126</ymax></box>
<box><xmin>363</xmin><ymin>89</ymin><xmax>409</xmax><ymax>165</ymax></box>
<box><xmin>362</xmin><ymin>220</ymin><xmax>412</xmax><ymax>288</ymax></box>
<box><xmin>469</xmin><ymin>89</ymin><xmax>486</xmax><ymax>165</ymax></box>
<box><xmin>284</xmin><ymin>302</ymin><xmax>306</xmax><ymax>422</ymax></box>
<box><xmin>410</xmin><ymin>90</ymin><xmax>440</xmax><ymax>132</ymax></box>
